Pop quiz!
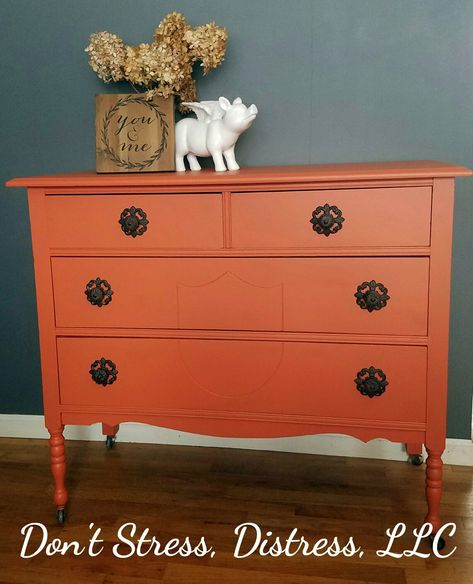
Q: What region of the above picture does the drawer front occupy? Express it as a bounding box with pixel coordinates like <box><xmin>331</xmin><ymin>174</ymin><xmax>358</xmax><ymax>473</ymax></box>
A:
<box><xmin>58</xmin><ymin>338</ymin><xmax>427</xmax><ymax>424</ymax></box>
<box><xmin>45</xmin><ymin>194</ymin><xmax>223</xmax><ymax>249</ymax></box>
<box><xmin>53</xmin><ymin>257</ymin><xmax>429</xmax><ymax>335</ymax></box>
<box><xmin>231</xmin><ymin>187</ymin><xmax>432</xmax><ymax>248</ymax></box>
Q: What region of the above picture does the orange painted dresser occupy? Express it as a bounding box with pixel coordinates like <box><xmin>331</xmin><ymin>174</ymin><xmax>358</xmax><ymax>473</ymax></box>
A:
<box><xmin>7</xmin><ymin>161</ymin><xmax>472</xmax><ymax>534</ymax></box>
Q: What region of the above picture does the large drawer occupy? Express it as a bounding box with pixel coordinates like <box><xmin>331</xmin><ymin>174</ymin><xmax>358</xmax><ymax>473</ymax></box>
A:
<box><xmin>231</xmin><ymin>187</ymin><xmax>432</xmax><ymax>248</ymax></box>
<box><xmin>52</xmin><ymin>257</ymin><xmax>429</xmax><ymax>335</ymax></box>
<box><xmin>45</xmin><ymin>193</ymin><xmax>223</xmax><ymax>249</ymax></box>
<box><xmin>57</xmin><ymin>337</ymin><xmax>427</xmax><ymax>425</ymax></box>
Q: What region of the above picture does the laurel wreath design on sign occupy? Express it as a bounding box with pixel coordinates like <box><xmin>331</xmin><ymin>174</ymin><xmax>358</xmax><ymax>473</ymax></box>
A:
<box><xmin>100</xmin><ymin>95</ymin><xmax>169</xmax><ymax>170</ymax></box>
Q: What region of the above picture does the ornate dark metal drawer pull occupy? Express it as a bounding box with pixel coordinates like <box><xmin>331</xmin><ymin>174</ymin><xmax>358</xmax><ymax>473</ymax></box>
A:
<box><xmin>84</xmin><ymin>278</ymin><xmax>113</xmax><ymax>307</ymax></box>
<box><xmin>119</xmin><ymin>206</ymin><xmax>149</xmax><ymax>237</ymax></box>
<box><xmin>354</xmin><ymin>280</ymin><xmax>390</xmax><ymax>312</ymax></box>
<box><xmin>355</xmin><ymin>366</ymin><xmax>388</xmax><ymax>398</ymax></box>
<box><xmin>310</xmin><ymin>204</ymin><xmax>345</xmax><ymax>236</ymax></box>
<box><xmin>90</xmin><ymin>358</ymin><xmax>118</xmax><ymax>386</ymax></box>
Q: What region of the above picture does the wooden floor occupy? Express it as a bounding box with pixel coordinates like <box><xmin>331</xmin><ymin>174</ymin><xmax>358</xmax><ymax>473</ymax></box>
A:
<box><xmin>0</xmin><ymin>437</ymin><xmax>471</xmax><ymax>583</ymax></box>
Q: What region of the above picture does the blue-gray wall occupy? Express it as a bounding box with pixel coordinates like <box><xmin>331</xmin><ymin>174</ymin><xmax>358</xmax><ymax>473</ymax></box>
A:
<box><xmin>1</xmin><ymin>0</ymin><xmax>472</xmax><ymax>438</ymax></box>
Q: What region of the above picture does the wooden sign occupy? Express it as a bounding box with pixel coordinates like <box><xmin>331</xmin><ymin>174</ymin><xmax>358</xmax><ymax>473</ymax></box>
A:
<box><xmin>95</xmin><ymin>94</ymin><xmax>175</xmax><ymax>173</ymax></box>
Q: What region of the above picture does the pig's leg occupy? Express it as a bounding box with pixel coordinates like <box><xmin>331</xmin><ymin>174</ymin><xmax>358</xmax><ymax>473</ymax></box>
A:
<box><xmin>187</xmin><ymin>153</ymin><xmax>202</xmax><ymax>171</ymax></box>
<box><xmin>211</xmin><ymin>150</ymin><xmax>227</xmax><ymax>172</ymax></box>
<box><xmin>175</xmin><ymin>152</ymin><xmax>186</xmax><ymax>172</ymax></box>
<box><xmin>175</xmin><ymin>122</ymin><xmax>187</xmax><ymax>171</ymax></box>
<box><xmin>224</xmin><ymin>145</ymin><xmax>239</xmax><ymax>171</ymax></box>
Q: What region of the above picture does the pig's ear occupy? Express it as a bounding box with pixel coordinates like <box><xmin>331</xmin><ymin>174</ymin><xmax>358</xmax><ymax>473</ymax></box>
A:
<box><xmin>219</xmin><ymin>97</ymin><xmax>231</xmax><ymax>111</ymax></box>
<box><xmin>233</xmin><ymin>97</ymin><xmax>242</xmax><ymax>104</ymax></box>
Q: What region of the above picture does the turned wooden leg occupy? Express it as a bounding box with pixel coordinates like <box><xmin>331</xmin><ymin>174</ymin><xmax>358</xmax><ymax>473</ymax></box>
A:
<box><xmin>48</xmin><ymin>426</ymin><xmax>68</xmax><ymax>523</ymax></box>
<box><xmin>102</xmin><ymin>423</ymin><xmax>119</xmax><ymax>449</ymax></box>
<box><xmin>406</xmin><ymin>442</ymin><xmax>423</xmax><ymax>465</ymax></box>
<box><xmin>425</xmin><ymin>447</ymin><xmax>443</xmax><ymax>533</ymax></box>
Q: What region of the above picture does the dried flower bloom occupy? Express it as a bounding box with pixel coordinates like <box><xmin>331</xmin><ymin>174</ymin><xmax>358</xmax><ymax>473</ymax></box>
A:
<box><xmin>85</xmin><ymin>31</ymin><xmax>126</xmax><ymax>82</ymax></box>
<box><xmin>86</xmin><ymin>12</ymin><xmax>227</xmax><ymax>106</ymax></box>
<box><xmin>153</xmin><ymin>11</ymin><xmax>190</xmax><ymax>46</ymax></box>
<box><xmin>178</xmin><ymin>79</ymin><xmax>198</xmax><ymax>110</ymax></box>
<box><xmin>123</xmin><ymin>43</ymin><xmax>151</xmax><ymax>86</ymax></box>
<box><xmin>185</xmin><ymin>23</ymin><xmax>228</xmax><ymax>74</ymax></box>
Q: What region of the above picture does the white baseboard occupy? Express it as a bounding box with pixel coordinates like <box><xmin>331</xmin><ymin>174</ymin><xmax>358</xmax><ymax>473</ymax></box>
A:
<box><xmin>0</xmin><ymin>414</ymin><xmax>471</xmax><ymax>466</ymax></box>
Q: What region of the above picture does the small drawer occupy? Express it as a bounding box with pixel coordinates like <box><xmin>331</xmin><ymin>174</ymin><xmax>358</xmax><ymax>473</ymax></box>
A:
<box><xmin>58</xmin><ymin>338</ymin><xmax>427</xmax><ymax>425</ymax></box>
<box><xmin>45</xmin><ymin>193</ymin><xmax>223</xmax><ymax>249</ymax></box>
<box><xmin>231</xmin><ymin>187</ymin><xmax>432</xmax><ymax>248</ymax></box>
<box><xmin>52</xmin><ymin>256</ymin><xmax>429</xmax><ymax>336</ymax></box>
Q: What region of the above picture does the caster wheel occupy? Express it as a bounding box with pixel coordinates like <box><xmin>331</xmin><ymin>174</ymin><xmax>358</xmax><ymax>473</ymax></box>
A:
<box><xmin>408</xmin><ymin>454</ymin><xmax>423</xmax><ymax>465</ymax></box>
<box><xmin>56</xmin><ymin>508</ymin><xmax>66</xmax><ymax>525</ymax></box>
<box><xmin>430</xmin><ymin>535</ymin><xmax>446</xmax><ymax>551</ymax></box>
<box><xmin>106</xmin><ymin>435</ymin><xmax>116</xmax><ymax>449</ymax></box>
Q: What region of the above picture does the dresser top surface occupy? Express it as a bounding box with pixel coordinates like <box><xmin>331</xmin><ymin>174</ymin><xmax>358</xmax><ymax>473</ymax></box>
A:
<box><xmin>6</xmin><ymin>160</ymin><xmax>472</xmax><ymax>189</ymax></box>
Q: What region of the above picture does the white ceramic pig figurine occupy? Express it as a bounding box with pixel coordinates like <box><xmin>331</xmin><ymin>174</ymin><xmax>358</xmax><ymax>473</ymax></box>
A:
<box><xmin>175</xmin><ymin>97</ymin><xmax>258</xmax><ymax>172</ymax></box>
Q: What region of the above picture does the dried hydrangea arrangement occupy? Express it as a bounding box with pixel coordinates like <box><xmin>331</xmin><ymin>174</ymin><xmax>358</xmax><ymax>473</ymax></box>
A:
<box><xmin>85</xmin><ymin>12</ymin><xmax>228</xmax><ymax>110</ymax></box>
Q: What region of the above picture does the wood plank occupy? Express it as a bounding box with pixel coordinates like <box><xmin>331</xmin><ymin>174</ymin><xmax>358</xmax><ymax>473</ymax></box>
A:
<box><xmin>6</xmin><ymin>160</ymin><xmax>472</xmax><ymax>189</ymax></box>
<box><xmin>0</xmin><ymin>439</ymin><xmax>471</xmax><ymax>583</ymax></box>
<box><xmin>95</xmin><ymin>93</ymin><xmax>174</xmax><ymax>173</ymax></box>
